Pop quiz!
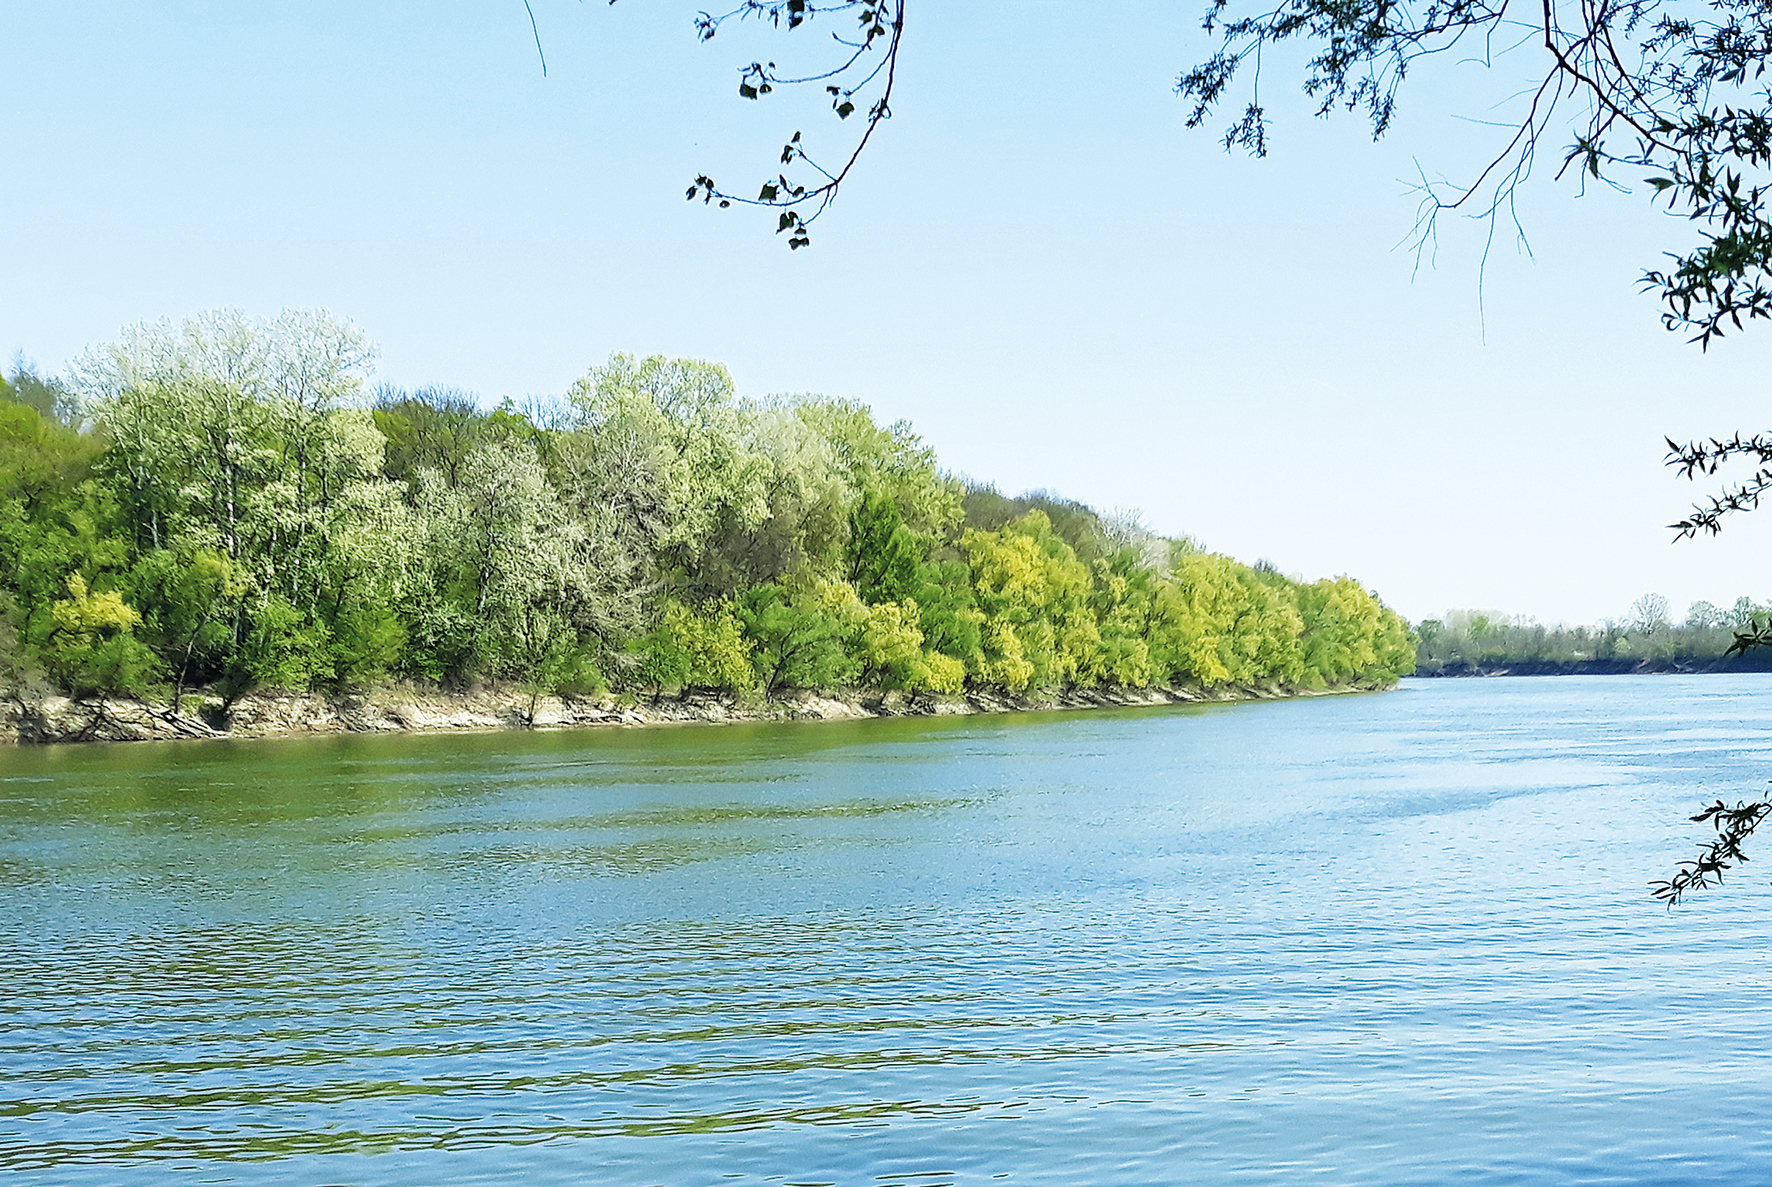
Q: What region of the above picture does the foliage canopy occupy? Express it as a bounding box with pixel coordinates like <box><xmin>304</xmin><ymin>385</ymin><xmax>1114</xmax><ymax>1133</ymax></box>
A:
<box><xmin>0</xmin><ymin>311</ymin><xmax>1415</xmax><ymax>721</ymax></box>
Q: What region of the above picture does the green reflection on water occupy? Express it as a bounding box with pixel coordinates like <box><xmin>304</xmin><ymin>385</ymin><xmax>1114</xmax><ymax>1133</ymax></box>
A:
<box><xmin>0</xmin><ymin>705</ymin><xmax>1236</xmax><ymax>1174</ymax></box>
<box><xmin>3</xmin><ymin>1092</ymin><xmax>1045</xmax><ymax>1169</ymax></box>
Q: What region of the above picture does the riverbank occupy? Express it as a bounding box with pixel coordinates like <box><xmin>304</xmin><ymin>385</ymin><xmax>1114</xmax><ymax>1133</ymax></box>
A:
<box><xmin>1414</xmin><ymin>653</ymin><xmax>1772</xmax><ymax>677</ymax></box>
<box><xmin>0</xmin><ymin>679</ymin><xmax>1387</xmax><ymax>745</ymax></box>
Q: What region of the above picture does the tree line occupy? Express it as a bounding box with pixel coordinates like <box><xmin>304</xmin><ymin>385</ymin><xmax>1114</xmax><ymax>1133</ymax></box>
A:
<box><xmin>0</xmin><ymin>310</ymin><xmax>1415</xmax><ymax>718</ymax></box>
<box><xmin>1415</xmin><ymin>594</ymin><xmax>1772</xmax><ymax>673</ymax></box>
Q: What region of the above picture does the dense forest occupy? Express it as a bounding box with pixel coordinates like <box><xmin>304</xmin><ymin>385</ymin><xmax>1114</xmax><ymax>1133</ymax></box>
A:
<box><xmin>0</xmin><ymin>310</ymin><xmax>1415</xmax><ymax>720</ymax></box>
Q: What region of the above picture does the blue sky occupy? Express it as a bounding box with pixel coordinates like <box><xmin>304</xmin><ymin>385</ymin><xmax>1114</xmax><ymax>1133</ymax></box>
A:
<box><xmin>5</xmin><ymin>1</ymin><xmax>1770</xmax><ymax>626</ymax></box>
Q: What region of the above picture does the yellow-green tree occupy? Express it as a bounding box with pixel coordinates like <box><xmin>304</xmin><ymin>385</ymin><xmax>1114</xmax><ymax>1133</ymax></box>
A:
<box><xmin>964</xmin><ymin>511</ymin><xmax>1100</xmax><ymax>690</ymax></box>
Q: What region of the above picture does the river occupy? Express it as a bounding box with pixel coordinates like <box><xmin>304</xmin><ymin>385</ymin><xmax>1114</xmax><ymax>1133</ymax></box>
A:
<box><xmin>4</xmin><ymin>674</ymin><xmax>1771</xmax><ymax>1185</ymax></box>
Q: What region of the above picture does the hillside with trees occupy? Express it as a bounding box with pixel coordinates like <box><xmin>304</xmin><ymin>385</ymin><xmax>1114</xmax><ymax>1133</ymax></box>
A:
<box><xmin>0</xmin><ymin>310</ymin><xmax>1414</xmax><ymax>732</ymax></box>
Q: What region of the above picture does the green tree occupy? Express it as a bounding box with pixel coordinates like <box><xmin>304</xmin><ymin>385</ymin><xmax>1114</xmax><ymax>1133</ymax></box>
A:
<box><xmin>372</xmin><ymin>386</ymin><xmax>489</xmax><ymax>492</ymax></box>
<box><xmin>0</xmin><ymin>364</ymin><xmax>78</xmax><ymax>426</ymax></box>
<box><xmin>793</xmin><ymin>396</ymin><xmax>961</xmax><ymax>550</ymax></box>
<box><xmin>566</xmin><ymin>354</ymin><xmax>771</xmax><ymax>598</ymax></box>
<box><xmin>857</xmin><ymin>599</ymin><xmax>964</xmax><ymax>692</ymax></box>
<box><xmin>693</xmin><ymin>403</ymin><xmax>854</xmax><ymax>595</ymax></box>
<box><xmin>0</xmin><ymin>395</ymin><xmax>131</xmax><ymax>696</ymax></box>
<box><xmin>1091</xmin><ymin>554</ymin><xmax>1157</xmax><ymax>689</ymax></box>
<box><xmin>737</xmin><ymin>580</ymin><xmax>861</xmax><ymax>695</ymax></box>
<box><xmin>39</xmin><ymin>573</ymin><xmax>159</xmax><ymax>699</ymax></box>
<box><xmin>848</xmin><ymin>487</ymin><xmax>919</xmax><ymax>605</ymax></box>
<box><xmin>1686</xmin><ymin>601</ymin><xmax>1724</xmax><ymax>631</ymax></box>
<box><xmin>6</xmin><ymin>314</ymin><xmax>1421</xmax><ymax>740</ymax></box>
<box><xmin>122</xmin><ymin>548</ymin><xmax>245</xmax><ymax>712</ymax></box>
<box><xmin>911</xmin><ymin>557</ymin><xmax>985</xmax><ymax>675</ymax></box>
<box><xmin>415</xmin><ymin>437</ymin><xmax>636</xmax><ymax>686</ymax></box>
<box><xmin>1152</xmin><ymin>552</ymin><xmax>1258</xmax><ymax>686</ymax></box>
<box><xmin>639</xmin><ymin>599</ymin><xmax>756</xmax><ymax>696</ymax></box>
<box><xmin>69</xmin><ymin>311</ymin><xmax>415</xmax><ymax>701</ymax></box>
<box><xmin>963</xmin><ymin>512</ymin><xmax>1100</xmax><ymax>690</ymax></box>
<box><xmin>1294</xmin><ymin>576</ymin><xmax>1414</xmax><ymax>687</ymax></box>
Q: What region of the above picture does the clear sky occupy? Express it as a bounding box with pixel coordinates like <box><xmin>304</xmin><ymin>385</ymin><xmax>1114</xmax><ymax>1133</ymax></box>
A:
<box><xmin>5</xmin><ymin>1</ymin><xmax>1769</xmax><ymax>627</ymax></box>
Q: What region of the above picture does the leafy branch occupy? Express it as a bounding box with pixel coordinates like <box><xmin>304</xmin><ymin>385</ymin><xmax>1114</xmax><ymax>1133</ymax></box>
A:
<box><xmin>1665</xmin><ymin>431</ymin><xmax>1772</xmax><ymax>537</ymax></box>
<box><xmin>1652</xmin><ymin>429</ymin><xmax>1772</xmax><ymax>903</ymax></box>
<box><xmin>1652</xmin><ymin>797</ymin><xmax>1772</xmax><ymax>903</ymax></box>
<box><xmin>1179</xmin><ymin>0</ymin><xmax>1772</xmax><ymax>343</ymax></box>
<box><xmin>1726</xmin><ymin>614</ymin><xmax>1772</xmax><ymax>653</ymax></box>
<box><xmin>682</xmin><ymin>0</ymin><xmax>904</xmax><ymax>248</ymax></box>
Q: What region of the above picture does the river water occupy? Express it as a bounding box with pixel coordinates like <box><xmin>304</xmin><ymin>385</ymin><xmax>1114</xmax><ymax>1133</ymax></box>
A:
<box><xmin>3</xmin><ymin>675</ymin><xmax>1771</xmax><ymax>1185</ymax></box>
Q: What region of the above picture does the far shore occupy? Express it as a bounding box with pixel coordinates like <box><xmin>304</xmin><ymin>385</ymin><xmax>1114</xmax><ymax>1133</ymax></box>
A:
<box><xmin>1</xmin><ymin>680</ymin><xmax>1390</xmax><ymax>747</ymax></box>
<box><xmin>1414</xmin><ymin>654</ymin><xmax>1772</xmax><ymax>678</ymax></box>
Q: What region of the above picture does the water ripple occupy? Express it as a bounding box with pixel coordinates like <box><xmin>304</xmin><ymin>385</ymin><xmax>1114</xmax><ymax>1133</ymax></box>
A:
<box><xmin>4</xmin><ymin>676</ymin><xmax>1772</xmax><ymax>1184</ymax></box>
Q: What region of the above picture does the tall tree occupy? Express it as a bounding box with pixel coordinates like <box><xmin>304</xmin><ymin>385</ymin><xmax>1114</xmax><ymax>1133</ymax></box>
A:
<box><xmin>69</xmin><ymin>309</ymin><xmax>398</xmax><ymax>701</ymax></box>
<box><xmin>566</xmin><ymin>354</ymin><xmax>771</xmax><ymax>595</ymax></box>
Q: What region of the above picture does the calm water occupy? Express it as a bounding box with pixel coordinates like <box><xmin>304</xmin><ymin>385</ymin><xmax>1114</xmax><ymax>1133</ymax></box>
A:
<box><xmin>4</xmin><ymin>675</ymin><xmax>1772</xmax><ymax>1185</ymax></box>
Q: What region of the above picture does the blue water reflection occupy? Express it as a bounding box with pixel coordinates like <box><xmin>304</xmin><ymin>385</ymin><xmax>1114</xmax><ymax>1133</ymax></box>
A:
<box><xmin>3</xmin><ymin>675</ymin><xmax>1771</xmax><ymax>1184</ymax></box>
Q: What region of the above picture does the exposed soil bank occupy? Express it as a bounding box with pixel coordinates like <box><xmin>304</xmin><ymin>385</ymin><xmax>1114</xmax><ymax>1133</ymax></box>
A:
<box><xmin>0</xmin><ymin>681</ymin><xmax>1388</xmax><ymax>746</ymax></box>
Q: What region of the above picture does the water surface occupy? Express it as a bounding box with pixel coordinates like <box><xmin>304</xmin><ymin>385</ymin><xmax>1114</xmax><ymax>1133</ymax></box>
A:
<box><xmin>4</xmin><ymin>675</ymin><xmax>1771</xmax><ymax>1184</ymax></box>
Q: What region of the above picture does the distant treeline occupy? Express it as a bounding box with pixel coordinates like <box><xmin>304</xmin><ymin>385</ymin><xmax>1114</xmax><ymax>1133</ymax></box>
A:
<box><xmin>0</xmin><ymin>310</ymin><xmax>1414</xmax><ymax>715</ymax></box>
<box><xmin>1416</xmin><ymin>596</ymin><xmax>1772</xmax><ymax>675</ymax></box>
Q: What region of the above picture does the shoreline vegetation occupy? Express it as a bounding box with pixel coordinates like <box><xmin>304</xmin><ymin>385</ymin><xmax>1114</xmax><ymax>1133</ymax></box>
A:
<box><xmin>1416</xmin><ymin>655</ymin><xmax>1772</xmax><ymax>678</ymax></box>
<box><xmin>1413</xmin><ymin>602</ymin><xmax>1772</xmax><ymax>677</ymax></box>
<box><xmin>0</xmin><ymin>310</ymin><xmax>1415</xmax><ymax>747</ymax></box>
